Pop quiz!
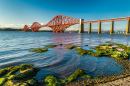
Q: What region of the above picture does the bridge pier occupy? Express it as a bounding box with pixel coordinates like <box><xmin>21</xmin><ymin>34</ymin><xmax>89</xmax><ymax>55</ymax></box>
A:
<box><xmin>126</xmin><ymin>20</ymin><xmax>130</xmax><ymax>34</ymax></box>
<box><xmin>79</xmin><ymin>19</ymin><xmax>84</xmax><ymax>33</ymax></box>
<box><xmin>88</xmin><ymin>23</ymin><xmax>91</xmax><ymax>34</ymax></box>
<box><xmin>110</xmin><ymin>21</ymin><xmax>114</xmax><ymax>34</ymax></box>
<box><xmin>98</xmin><ymin>22</ymin><xmax>101</xmax><ymax>34</ymax></box>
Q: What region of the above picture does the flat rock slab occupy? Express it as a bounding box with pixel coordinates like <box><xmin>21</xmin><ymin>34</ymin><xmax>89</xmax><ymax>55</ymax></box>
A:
<box><xmin>97</xmin><ymin>76</ymin><xmax>130</xmax><ymax>86</ymax></box>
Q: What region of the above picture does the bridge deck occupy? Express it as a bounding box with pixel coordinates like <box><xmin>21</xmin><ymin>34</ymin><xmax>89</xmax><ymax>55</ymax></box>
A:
<box><xmin>83</xmin><ymin>17</ymin><xmax>130</xmax><ymax>24</ymax></box>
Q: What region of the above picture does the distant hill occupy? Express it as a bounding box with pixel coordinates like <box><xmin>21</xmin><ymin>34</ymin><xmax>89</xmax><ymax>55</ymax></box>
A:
<box><xmin>0</xmin><ymin>28</ymin><xmax>53</xmax><ymax>32</ymax></box>
<box><xmin>0</xmin><ymin>28</ymin><xmax>22</xmax><ymax>31</ymax></box>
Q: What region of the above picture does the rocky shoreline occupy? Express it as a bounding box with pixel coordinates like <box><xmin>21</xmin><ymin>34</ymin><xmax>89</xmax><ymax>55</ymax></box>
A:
<box><xmin>0</xmin><ymin>59</ymin><xmax>130</xmax><ymax>86</ymax></box>
<box><xmin>1</xmin><ymin>43</ymin><xmax>130</xmax><ymax>86</ymax></box>
<box><xmin>64</xmin><ymin>59</ymin><xmax>130</xmax><ymax>86</ymax></box>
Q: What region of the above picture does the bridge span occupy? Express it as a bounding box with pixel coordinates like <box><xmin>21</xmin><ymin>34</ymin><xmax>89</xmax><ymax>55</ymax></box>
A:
<box><xmin>22</xmin><ymin>15</ymin><xmax>130</xmax><ymax>34</ymax></box>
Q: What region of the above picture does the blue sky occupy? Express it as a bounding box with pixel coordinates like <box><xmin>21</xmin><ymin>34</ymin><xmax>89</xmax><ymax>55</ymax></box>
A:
<box><xmin>0</xmin><ymin>0</ymin><xmax>130</xmax><ymax>31</ymax></box>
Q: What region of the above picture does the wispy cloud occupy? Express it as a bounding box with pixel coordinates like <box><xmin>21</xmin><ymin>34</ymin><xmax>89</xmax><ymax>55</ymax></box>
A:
<box><xmin>0</xmin><ymin>23</ymin><xmax>44</xmax><ymax>29</ymax></box>
<box><xmin>0</xmin><ymin>24</ymin><xmax>25</xmax><ymax>29</ymax></box>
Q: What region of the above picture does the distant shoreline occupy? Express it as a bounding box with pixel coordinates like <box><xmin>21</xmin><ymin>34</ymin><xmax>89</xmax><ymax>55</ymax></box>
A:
<box><xmin>0</xmin><ymin>28</ymin><xmax>128</xmax><ymax>35</ymax></box>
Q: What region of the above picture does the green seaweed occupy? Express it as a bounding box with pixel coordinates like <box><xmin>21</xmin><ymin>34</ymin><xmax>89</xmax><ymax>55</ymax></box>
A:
<box><xmin>19</xmin><ymin>64</ymin><xmax>33</xmax><ymax>72</ymax></box>
<box><xmin>26</xmin><ymin>79</ymin><xmax>38</xmax><ymax>86</ymax></box>
<box><xmin>59</xmin><ymin>44</ymin><xmax>62</xmax><ymax>46</ymax></box>
<box><xmin>111</xmin><ymin>43</ymin><xmax>130</xmax><ymax>53</ymax></box>
<box><xmin>44</xmin><ymin>69</ymin><xmax>92</xmax><ymax>86</ymax></box>
<box><xmin>45</xmin><ymin>45</ymin><xmax>57</xmax><ymax>48</ymax></box>
<box><xmin>0</xmin><ymin>78</ymin><xmax>7</xmax><ymax>85</ymax></box>
<box><xmin>75</xmin><ymin>48</ymin><xmax>88</xmax><ymax>56</ymax></box>
<box><xmin>4</xmin><ymin>80</ymin><xmax>29</xmax><ymax>86</ymax></box>
<box><xmin>0</xmin><ymin>64</ymin><xmax>39</xmax><ymax>86</ymax></box>
<box><xmin>94</xmin><ymin>43</ymin><xmax>129</xmax><ymax>59</ymax></box>
<box><xmin>6</xmin><ymin>67</ymin><xmax>20</xmax><ymax>77</ymax></box>
<box><xmin>74</xmin><ymin>48</ymin><xmax>101</xmax><ymax>57</ymax></box>
<box><xmin>94</xmin><ymin>76</ymin><xmax>100</xmax><ymax>79</ymax></box>
<box><xmin>66</xmin><ymin>69</ymin><xmax>89</xmax><ymax>82</ymax></box>
<box><xmin>111</xmin><ymin>51</ymin><xmax>128</xmax><ymax>59</ymax></box>
<box><xmin>29</xmin><ymin>48</ymin><xmax>48</xmax><ymax>53</ymax></box>
<box><xmin>0</xmin><ymin>68</ymin><xmax>11</xmax><ymax>77</ymax></box>
<box><xmin>65</xmin><ymin>45</ymin><xmax>77</xmax><ymax>50</ymax></box>
<box><xmin>0</xmin><ymin>66</ymin><xmax>20</xmax><ymax>77</ymax></box>
<box><xmin>45</xmin><ymin>75</ymin><xmax>62</xmax><ymax>86</ymax></box>
<box><xmin>8</xmin><ymin>68</ymin><xmax>36</xmax><ymax>80</ymax></box>
<box><xmin>75</xmin><ymin>43</ymin><xmax>130</xmax><ymax>60</ymax></box>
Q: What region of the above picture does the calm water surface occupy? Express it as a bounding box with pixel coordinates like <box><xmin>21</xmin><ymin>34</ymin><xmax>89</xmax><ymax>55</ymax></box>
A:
<box><xmin>0</xmin><ymin>31</ymin><xmax>129</xmax><ymax>81</ymax></box>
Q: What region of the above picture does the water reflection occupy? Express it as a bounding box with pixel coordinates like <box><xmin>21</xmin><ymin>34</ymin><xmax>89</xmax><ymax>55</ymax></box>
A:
<box><xmin>97</xmin><ymin>34</ymin><xmax>101</xmax><ymax>45</ymax></box>
<box><xmin>110</xmin><ymin>34</ymin><xmax>113</xmax><ymax>42</ymax></box>
<box><xmin>125</xmin><ymin>35</ymin><xmax>129</xmax><ymax>45</ymax></box>
<box><xmin>77</xmin><ymin>34</ymin><xmax>83</xmax><ymax>48</ymax></box>
<box><xmin>87</xmin><ymin>34</ymin><xmax>92</xmax><ymax>46</ymax></box>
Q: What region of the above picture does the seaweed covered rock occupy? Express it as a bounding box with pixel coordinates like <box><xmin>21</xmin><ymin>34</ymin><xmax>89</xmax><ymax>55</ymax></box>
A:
<box><xmin>65</xmin><ymin>45</ymin><xmax>77</xmax><ymax>50</ymax></box>
<box><xmin>94</xmin><ymin>76</ymin><xmax>100</xmax><ymax>79</ymax></box>
<box><xmin>45</xmin><ymin>45</ymin><xmax>57</xmax><ymax>48</ymax></box>
<box><xmin>0</xmin><ymin>64</ymin><xmax>39</xmax><ymax>86</ymax></box>
<box><xmin>94</xmin><ymin>43</ymin><xmax>129</xmax><ymax>59</ymax></box>
<box><xmin>5</xmin><ymin>79</ymin><xmax>38</xmax><ymax>86</ymax></box>
<box><xmin>8</xmin><ymin>68</ymin><xmax>36</xmax><ymax>80</ymax></box>
<box><xmin>26</xmin><ymin>79</ymin><xmax>38</xmax><ymax>86</ymax></box>
<box><xmin>75</xmin><ymin>48</ymin><xmax>88</xmax><ymax>55</ymax></box>
<box><xmin>111</xmin><ymin>51</ymin><xmax>128</xmax><ymax>59</ymax></box>
<box><xmin>4</xmin><ymin>80</ymin><xmax>29</xmax><ymax>86</ymax></box>
<box><xmin>66</xmin><ymin>69</ymin><xmax>90</xmax><ymax>82</ymax></box>
<box><xmin>44</xmin><ymin>69</ymin><xmax>91</xmax><ymax>86</ymax></box>
<box><xmin>75</xmin><ymin>48</ymin><xmax>101</xmax><ymax>57</ymax></box>
<box><xmin>0</xmin><ymin>66</ymin><xmax>20</xmax><ymax>77</ymax></box>
<box><xmin>29</xmin><ymin>48</ymin><xmax>48</xmax><ymax>53</ymax></box>
<box><xmin>45</xmin><ymin>75</ymin><xmax>62</xmax><ymax>86</ymax></box>
<box><xmin>0</xmin><ymin>67</ymin><xmax>12</xmax><ymax>77</ymax></box>
<box><xmin>110</xmin><ymin>43</ymin><xmax>130</xmax><ymax>53</ymax></box>
<box><xmin>75</xmin><ymin>43</ymin><xmax>130</xmax><ymax>59</ymax></box>
<box><xmin>0</xmin><ymin>78</ymin><xmax>7</xmax><ymax>85</ymax></box>
<box><xmin>59</xmin><ymin>44</ymin><xmax>62</xmax><ymax>46</ymax></box>
<box><xmin>19</xmin><ymin>64</ymin><xmax>33</xmax><ymax>73</ymax></box>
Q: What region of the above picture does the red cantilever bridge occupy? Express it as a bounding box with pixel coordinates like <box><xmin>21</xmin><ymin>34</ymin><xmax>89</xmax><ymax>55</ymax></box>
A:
<box><xmin>22</xmin><ymin>15</ymin><xmax>80</xmax><ymax>32</ymax></box>
<box><xmin>22</xmin><ymin>15</ymin><xmax>130</xmax><ymax>34</ymax></box>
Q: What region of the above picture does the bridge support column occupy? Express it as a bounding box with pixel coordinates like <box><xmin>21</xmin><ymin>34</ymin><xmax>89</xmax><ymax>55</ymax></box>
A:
<box><xmin>98</xmin><ymin>22</ymin><xmax>101</xmax><ymax>34</ymax></box>
<box><xmin>79</xmin><ymin>19</ymin><xmax>84</xmax><ymax>33</ymax></box>
<box><xmin>110</xmin><ymin>21</ymin><xmax>114</xmax><ymax>34</ymax></box>
<box><xmin>88</xmin><ymin>23</ymin><xmax>91</xmax><ymax>34</ymax></box>
<box><xmin>126</xmin><ymin>20</ymin><xmax>130</xmax><ymax>34</ymax></box>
